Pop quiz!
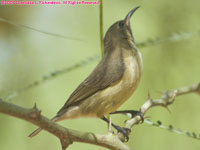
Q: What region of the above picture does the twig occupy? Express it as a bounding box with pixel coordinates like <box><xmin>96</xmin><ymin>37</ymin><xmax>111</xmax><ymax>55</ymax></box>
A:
<box><xmin>144</xmin><ymin>119</ymin><xmax>200</xmax><ymax>141</ymax></box>
<box><xmin>0</xmin><ymin>83</ymin><xmax>199</xmax><ymax>149</ymax></box>
<box><xmin>99</xmin><ymin>0</ymin><xmax>104</xmax><ymax>56</ymax></box>
<box><xmin>124</xmin><ymin>82</ymin><xmax>200</xmax><ymax>130</ymax></box>
<box><xmin>137</xmin><ymin>30</ymin><xmax>200</xmax><ymax>48</ymax></box>
<box><xmin>0</xmin><ymin>17</ymin><xmax>83</xmax><ymax>41</ymax></box>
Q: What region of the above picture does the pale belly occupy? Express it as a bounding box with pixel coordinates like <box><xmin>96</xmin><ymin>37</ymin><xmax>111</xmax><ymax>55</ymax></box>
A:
<box><xmin>91</xmin><ymin>53</ymin><xmax>142</xmax><ymax>117</ymax></box>
<box><xmin>58</xmin><ymin>52</ymin><xmax>143</xmax><ymax>120</ymax></box>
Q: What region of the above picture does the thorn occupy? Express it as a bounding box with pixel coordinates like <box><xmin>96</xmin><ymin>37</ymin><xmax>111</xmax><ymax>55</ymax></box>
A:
<box><xmin>30</xmin><ymin>103</ymin><xmax>41</xmax><ymax>118</ymax></box>
<box><xmin>33</xmin><ymin>103</ymin><xmax>38</xmax><ymax>110</ymax></box>
<box><xmin>144</xmin><ymin>116</ymin><xmax>151</xmax><ymax>119</ymax></box>
<box><xmin>146</xmin><ymin>90</ymin><xmax>152</xmax><ymax>101</ymax></box>
<box><xmin>160</xmin><ymin>103</ymin><xmax>171</xmax><ymax>113</ymax></box>
<box><xmin>61</xmin><ymin>139</ymin><xmax>68</xmax><ymax>150</ymax></box>
<box><xmin>165</xmin><ymin>106</ymin><xmax>172</xmax><ymax>114</ymax></box>
<box><xmin>60</xmin><ymin>137</ymin><xmax>72</xmax><ymax>150</ymax></box>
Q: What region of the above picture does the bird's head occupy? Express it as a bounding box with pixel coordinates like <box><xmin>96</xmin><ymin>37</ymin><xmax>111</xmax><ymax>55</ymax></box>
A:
<box><xmin>104</xmin><ymin>6</ymin><xmax>140</xmax><ymax>49</ymax></box>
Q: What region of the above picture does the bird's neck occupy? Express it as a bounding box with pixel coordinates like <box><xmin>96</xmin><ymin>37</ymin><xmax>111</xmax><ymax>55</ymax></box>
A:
<box><xmin>104</xmin><ymin>36</ymin><xmax>137</xmax><ymax>55</ymax></box>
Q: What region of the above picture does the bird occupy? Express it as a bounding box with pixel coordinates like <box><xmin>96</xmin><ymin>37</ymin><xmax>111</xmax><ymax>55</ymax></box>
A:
<box><xmin>28</xmin><ymin>6</ymin><xmax>143</xmax><ymax>139</ymax></box>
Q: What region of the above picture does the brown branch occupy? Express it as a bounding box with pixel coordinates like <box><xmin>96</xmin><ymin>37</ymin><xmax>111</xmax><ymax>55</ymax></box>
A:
<box><xmin>0</xmin><ymin>99</ymin><xmax>132</xmax><ymax>150</ymax></box>
<box><xmin>0</xmin><ymin>82</ymin><xmax>199</xmax><ymax>149</ymax></box>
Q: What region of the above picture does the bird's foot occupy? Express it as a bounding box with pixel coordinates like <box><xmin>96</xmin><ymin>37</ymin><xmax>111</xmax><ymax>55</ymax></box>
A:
<box><xmin>108</xmin><ymin>116</ymin><xmax>114</xmax><ymax>134</ymax></box>
<box><xmin>114</xmin><ymin>125</ymin><xmax>131</xmax><ymax>142</ymax></box>
<box><xmin>101</xmin><ymin>116</ymin><xmax>130</xmax><ymax>141</ymax></box>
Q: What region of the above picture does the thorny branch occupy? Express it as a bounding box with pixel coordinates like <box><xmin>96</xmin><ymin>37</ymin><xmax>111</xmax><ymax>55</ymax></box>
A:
<box><xmin>124</xmin><ymin>82</ymin><xmax>200</xmax><ymax>130</ymax></box>
<box><xmin>0</xmin><ymin>82</ymin><xmax>199</xmax><ymax>150</ymax></box>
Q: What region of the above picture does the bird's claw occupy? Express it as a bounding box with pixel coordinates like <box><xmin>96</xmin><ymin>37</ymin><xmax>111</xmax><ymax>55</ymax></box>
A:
<box><xmin>115</xmin><ymin>126</ymin><xmax>131</xmax><ymax>142</ymax></box>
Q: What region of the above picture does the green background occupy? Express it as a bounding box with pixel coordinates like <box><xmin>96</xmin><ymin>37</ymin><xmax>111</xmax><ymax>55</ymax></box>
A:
<box><xmin>0</xmin><ymin>0</ymin><xmax>200</xmax><ymax>150</ymax></box>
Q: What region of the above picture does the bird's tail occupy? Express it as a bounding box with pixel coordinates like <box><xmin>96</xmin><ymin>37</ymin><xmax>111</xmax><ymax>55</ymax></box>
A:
<box><xmin>28</xmin><ymin>116</ymin><xmax>59</xmax><ymax>138</ymax></box>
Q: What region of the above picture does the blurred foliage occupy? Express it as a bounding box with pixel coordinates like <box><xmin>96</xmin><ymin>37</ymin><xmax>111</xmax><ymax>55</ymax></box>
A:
<box><xmin>0</xmin><ymin>0</ymin><xmax>200</xmax><ymax>150</ymax></box>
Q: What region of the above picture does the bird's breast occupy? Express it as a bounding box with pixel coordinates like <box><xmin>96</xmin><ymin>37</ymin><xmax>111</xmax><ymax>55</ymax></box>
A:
<box><xmin>94</xmin><ymin>50</ymin><xmax>143</xmax><ymax>115</ymax></box>
<box><xmin>66</xmin><ymin>49</ymin><xmax>143</xmax><ymax>118</ymax></box>
<box><xmin>120</xmin><ymin>50</ymin><xmax>143</xmax><ymax>97</ymax></box>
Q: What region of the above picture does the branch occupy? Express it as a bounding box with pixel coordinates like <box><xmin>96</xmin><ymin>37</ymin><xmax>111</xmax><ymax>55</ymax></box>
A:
<box><xmin>137</xmin><ymin>30</ymin><xmax>200</xmax><ymax>48</ymax></box>
<box><xmin>124</xmin><ymin>82</ymin><xmax>200</xmax><ymax>130</ymax></box>
<box><xmin>0</xmin><ymin>99</ymin><xmax>132</xmax><ymax>150</ymax></box>
<box><xmin>0</xmin><ymin>82</ymin><xmax>199</xmax><ymax>149</ymax></box>
<box><xmin>144</xmin><ymin>119</ymin><xmax>200</xmax><ymax>140</ymax></box>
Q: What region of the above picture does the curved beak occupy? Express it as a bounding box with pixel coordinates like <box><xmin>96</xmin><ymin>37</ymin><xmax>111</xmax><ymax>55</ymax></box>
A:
<box><xmin>124</xmin><ymin>6</ymin><xmax>140</xmax><ymax>26</ymax></box>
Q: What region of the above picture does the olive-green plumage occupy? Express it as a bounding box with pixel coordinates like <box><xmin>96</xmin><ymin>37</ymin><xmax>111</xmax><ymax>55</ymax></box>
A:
<box><xmin>29</xmin><ymin>6</ymin><xmax>143</xmax><ymax>137</ymax></box>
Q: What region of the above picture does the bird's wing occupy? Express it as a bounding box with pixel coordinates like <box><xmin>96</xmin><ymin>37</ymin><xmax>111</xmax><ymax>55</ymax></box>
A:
<box><xmin>57</xmin><ymin>51</ymin><xmax>124</xmax><ymax>115</ymax></box>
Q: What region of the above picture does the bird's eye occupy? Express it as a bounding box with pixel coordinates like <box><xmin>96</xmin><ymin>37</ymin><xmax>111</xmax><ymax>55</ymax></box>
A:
<box><xmin>119</xmin><ymin>22</ymin><xmax>124</xmax><ymax>28</ymax></box>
